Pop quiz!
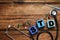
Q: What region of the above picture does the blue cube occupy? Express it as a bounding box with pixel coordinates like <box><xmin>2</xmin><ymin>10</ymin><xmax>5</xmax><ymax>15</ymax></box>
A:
<box><xmin>47</xmin><ymin>20</ymin><xmax>55</xmax><ymax>28</ymax></box>
<box><xmin>29</xmin><ymin>25</ymin><xmax>38</xmax><ymax>35</ymax></box>
<box><xmin>36</xmin><ymin>19</ymin><xmax>45</xmax><ymax>28</ymax></box>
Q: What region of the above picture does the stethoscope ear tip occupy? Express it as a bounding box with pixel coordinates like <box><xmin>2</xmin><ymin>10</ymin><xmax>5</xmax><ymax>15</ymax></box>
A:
<box><xmin>8</xmin><ymin>25</ymin><xmax>11</xmax><ymax>28</ymax></box>
<box><xmin>50</xmin><ymin>9</ymin><xmax>57</xmax><ymax>16</ymax></box>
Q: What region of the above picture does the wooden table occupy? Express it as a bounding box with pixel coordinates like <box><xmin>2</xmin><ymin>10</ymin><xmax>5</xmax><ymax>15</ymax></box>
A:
<box><xmin>0</xmin><ymin>1</ymin><xmax>60</xmax><ymax>40</ymax></box>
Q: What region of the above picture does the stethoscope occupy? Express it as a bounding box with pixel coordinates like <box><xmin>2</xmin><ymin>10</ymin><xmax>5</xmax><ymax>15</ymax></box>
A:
<box><xmin>5</xmin><ymin>5</ymin><xmax>59</xmax><ymax>40</ymax></box>
<box><xmin>51</xmin><ymin>9</ymin><xmax>59</xmax><ymax>40</ymax></box>
<box><xmin>36</xmin><ymin>9</ymin><xmax>59</xmax><ymax>40</ymax></box>
<box><xmin>5</xmin><ymin>25</ymin><xmax>34</xmax><ymax>40</ymax></box>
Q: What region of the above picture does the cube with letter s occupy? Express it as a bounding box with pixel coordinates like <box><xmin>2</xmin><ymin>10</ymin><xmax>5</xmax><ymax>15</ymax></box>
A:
<box><xmin>28</xmin><ymin>25</ymin><xmax>38</xmax><ymax>35</ymax></box>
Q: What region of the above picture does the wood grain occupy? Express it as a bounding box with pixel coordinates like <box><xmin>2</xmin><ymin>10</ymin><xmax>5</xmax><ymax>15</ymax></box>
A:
<box><xmin>0</xmin><ymin>0</ymin><xmax>60</xmax><ymax>2</ymax></box>
<box><xmin>0</xmin><ymin>3</ymin><xmax>60</xmax><ymax>40</ymax></box>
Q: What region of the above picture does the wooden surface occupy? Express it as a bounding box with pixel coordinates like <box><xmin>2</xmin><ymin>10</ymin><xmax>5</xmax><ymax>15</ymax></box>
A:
<box><xmin>0</xmin><ymin>0</ymin><xmax>60</xmax><ymax>2</ymax></box>
<box><xmin>0</xmin><ymin>2</ymin><xmax>60</xmax><ymax>40</ymax></box>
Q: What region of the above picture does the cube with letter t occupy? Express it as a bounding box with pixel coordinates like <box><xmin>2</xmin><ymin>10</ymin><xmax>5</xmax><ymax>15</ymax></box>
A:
<box><xmin>36</xmin><ymin>19</ymin><xmax>45</xmax><ymax>29</ymax></box>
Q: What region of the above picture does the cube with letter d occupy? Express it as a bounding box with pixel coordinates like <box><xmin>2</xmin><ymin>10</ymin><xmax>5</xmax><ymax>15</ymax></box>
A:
<box><xmin>36</xmin><ymin>19</ymin><xmax>45</xmax><ymax>29</ymax></box>
<box><xmin>47</xmin><ymin>19</ymin><xmax>55</xmax><ymax>28</ymax></box>
<box><xmin>29</xmin><ymin>25</ymin><xmax>38</xmax><ymax>35</ymax></box>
